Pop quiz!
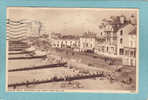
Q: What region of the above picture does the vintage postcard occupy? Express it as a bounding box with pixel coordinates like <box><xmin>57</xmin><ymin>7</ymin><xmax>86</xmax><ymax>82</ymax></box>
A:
<box><xmin>6</xmin><ymin>7</ymin><xmax>139</xmax><ymax>93</ymax></box>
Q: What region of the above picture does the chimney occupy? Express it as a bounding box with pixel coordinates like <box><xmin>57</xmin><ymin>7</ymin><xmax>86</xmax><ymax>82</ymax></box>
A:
<box><xmin>120</xmin><ymin>15</ymin><xmax>125</xmax><ymax>24</ymax></box>
<box><xmin>130</xmin><ymin>14</ymin><xmax>136</xmax><ymax>25</ymax></box>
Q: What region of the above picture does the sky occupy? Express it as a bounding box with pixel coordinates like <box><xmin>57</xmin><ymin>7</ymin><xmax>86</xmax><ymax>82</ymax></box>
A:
<box><xmin>7</xmin><ymin>7</ymin><xmax>138</xmax><ymax>35</ymax></box>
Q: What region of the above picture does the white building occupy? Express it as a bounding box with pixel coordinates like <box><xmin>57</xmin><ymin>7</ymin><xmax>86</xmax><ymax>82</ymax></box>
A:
<box><xmin>116</xmin><ymin>24</ymin><xmax>137</xmax><ymax>66</ymax></box>
<box><xmin>96</xmin><ymin>29</ymin><xmax>106</xmax><ymax>39</ymax></box>
<box><xmin>51</xmin><ymin>36</ymin><xmax>80</xmax><ymax>49</ymax></box>
<box><xmin>94</xmin><ymin>43</ymin><xmax>116</xmax><ymax>56</ymax></box>
<box><xmin>94</xmin><ymin>24</ymin><xmax>117</xmax><ymax>57</ymax></box>
<box><xmin>116</xmin><ymin>24</ymin><xmax>136</xmax><ymax>56</ymax></box>
<box><xmin>79</xmin><ymin>34</ymin><xmax>96</xmax><ymax>52</ymax></box>
<box><xmin>122</xmin><ymin>29</ymin><xmax>137</xmax><ymax>66</ymax></box>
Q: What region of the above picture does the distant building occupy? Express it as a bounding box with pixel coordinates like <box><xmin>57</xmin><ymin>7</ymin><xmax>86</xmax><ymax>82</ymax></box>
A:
<box><xmin>29</xmin><ymin>21</ymin><xmax>41</xmax><ymax>37</ymax></box>
<box><xmin>51</xmin><ymin>35</ymin><xmax>80</xmax><ymax>49</ymax></box>
<box><xmin>96</xmin><ymin>29</ymin><xmax>106</xmax><ymax>39</ymax></box>
<box><xmin>51</xmin><ymin>33</ymin><xmax>96</xmax><ymax>52</ymax></box>
<box><xmin>79</xmin><ymin>34</ymin><xmax>96</xmax><ymax>52</ymax></box>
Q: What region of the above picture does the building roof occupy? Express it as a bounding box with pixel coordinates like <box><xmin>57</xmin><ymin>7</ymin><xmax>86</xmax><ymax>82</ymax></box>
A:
<box><xmin>118</xmin><ymin>24</ymin><xmax>136</xmax><ymax>35</ymax></box>
<box><xmin>81</xmin><ymin>33</ymin><xmax>96</xmax><ymax>38</ymax></box>
<box><xmin>128</xmin><ymin>28</ymin><xmax>137</xmax><ymax>35</ymax></box>
<box><xmin>52</xmin><ymin>35</ymin><xmax>79</xmax><ymax>40</ymax></box>
<box><xmin>61</xmin><ymin>35</ymin><xmax>79</xmax><ymax>40</ymax></box>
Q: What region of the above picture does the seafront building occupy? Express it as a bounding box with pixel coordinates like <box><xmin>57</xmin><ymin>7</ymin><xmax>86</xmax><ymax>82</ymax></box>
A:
<box><xmin>94</xmin><ymin>24</ymin><xmax>117</xmax><ymax>58</ymax></box>
<box><xmin>120</xmin><ymin>25</ymin><xmax>137</xmax><ymax>66</ymax></box>
<box><xmin>79</xmin><ymin>34</ymin><xmax>96</xmax><ymax>52</ymax></box>
<box><xmin>50</xmin><ymin>15</ymin><xmax>137</xmax><ymax>67</ymax></box>
<box><xmin>51</xmin><ymin>35</ymin><xmax>80</xmax><ymax>49</ymax></box>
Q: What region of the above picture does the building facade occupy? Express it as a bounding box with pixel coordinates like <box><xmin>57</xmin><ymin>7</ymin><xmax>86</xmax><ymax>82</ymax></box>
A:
<box><xmin>50</xmin><ymin>21</ymin><xmax>137</xmax><ymax>67</ymax></box>
<box><xmin>122</xmin><ymin>29</ymin><xmax>137</xmax><ymax>66</ymax></box>
<box><xmin>79</xmin><ymin>36</ymin><xmax>96</xmax><ymax>52</ymax></box>
<box><xmin>94</xmin><ymin>24</ymin><xmax>117</xmax><ymax>57</ymax></box>
<box><xmin>116</xmin><ymin>24</ymin><xmax>137</xmax><ymax>66</ymax></box>
<box><xmin>51</xmin><ymin>36</ymin><xmax>80</xmax><ymax>49</ymax></box>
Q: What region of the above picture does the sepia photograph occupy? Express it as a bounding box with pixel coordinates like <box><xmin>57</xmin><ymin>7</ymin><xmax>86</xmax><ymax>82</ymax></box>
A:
<box><xmin>6</xmin><ymin>7</ymin><xmax>138</xmax><ymax>92</ymax></box>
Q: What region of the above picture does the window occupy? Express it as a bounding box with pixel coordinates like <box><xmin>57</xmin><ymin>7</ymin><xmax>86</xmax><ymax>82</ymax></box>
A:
<box><xmin>120</xmin><ymin>38</ymin><xmax>123</xmax><ymax>44</ymax></box>
<box><xmin>101</xmin><ymin>32</ymin><xmax>102</xmax><ymax>36</ymax></box>
<box><xmin>125</xmin><ymin>50</ymin><xmax>129</xmax><ymax>56</ymax></box>
<box><xmin>134</xmin><ymin>51</ymin><xmax>136</xmax><ymax>57</ymax></box>
<box><xmin>86</xmin><ymin>43</ymin><xmax>88</xmax><ymax>47</ymax></box>
<box><xmin>107</xmin><ymin>47</ymin><xmax>108</xmax><ymax>52</ymax></box>
<box><xmin>113</xmin><ymin>37</ymin><xmax>117</xmax><ymax>40</ymax></box>
<box><xmin>119</xmin><ymin>49</ymin><xmax>124</xmax><ymax>55</ymax></box>
<box><xmin>120</xmin><ymin>30</ymin><xmax>123</xmax><ymax>36</ymax></box>
<box><xmin>130</xmin><ymin>41</ymin><xmax>133</xmax><ymax>47</ymax></box>
<box><xmin>111</xmin><ymin>47</ymin><xmax>114</xmax><ymax>51</ymax></box>
<box><xmin>102</xmin><ymin>46</ymin><xmax>104</xmax><ymax>52</ymax></box>
<box><xmin>90</xmin><ymin>44</ymin><xmax>92</xmax><ymax>48</ymax></box>
<box><xmin>130</xmin><ymin>51</ymin><xmax>134</xmax><ymax>57</ymax></box>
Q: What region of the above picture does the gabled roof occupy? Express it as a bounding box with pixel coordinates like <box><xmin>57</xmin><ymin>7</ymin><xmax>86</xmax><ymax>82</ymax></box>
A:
<box><xmin>128</xmin><ymin>28</ymin><xmax>137</xmax><ymax>35</ymax></box>
<box><xmin>118</xmin><ymin>24</ymin><xmax>136</xmax><ymax>35</ymax></box>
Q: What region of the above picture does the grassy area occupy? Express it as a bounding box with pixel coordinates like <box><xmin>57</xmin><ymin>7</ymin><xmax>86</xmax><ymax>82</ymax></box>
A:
<box><xmin>48</xmin><ymin>48</ymin><xmax>121</xmax><ymax>71</ymax></box>
<box><xmin>8</xmin><ymin>38</ymin><xmax>136</xmax><ymax>91</ymax></box>
<box><xmin>47</xmin><ymin>47</ymin><xmax>136</xmax><ymax>90</ymax></box>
